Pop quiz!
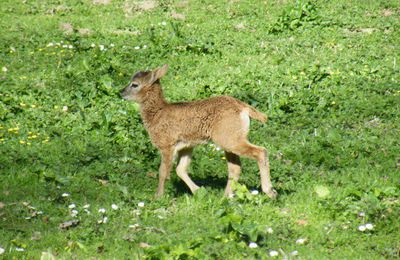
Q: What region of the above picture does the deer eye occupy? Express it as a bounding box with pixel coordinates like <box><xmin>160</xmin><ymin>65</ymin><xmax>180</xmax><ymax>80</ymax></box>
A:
<box><xmin>130</xmin><ymin>83</ymin><xmax>139</xmax><ymax>88</ymax></box>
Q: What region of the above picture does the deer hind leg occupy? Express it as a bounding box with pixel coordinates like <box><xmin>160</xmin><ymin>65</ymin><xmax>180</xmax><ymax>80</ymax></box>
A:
<box><xmin>232</xmin><ymin>142</ymin><xmax>277</xmax><ymax>199</ymax></box>
<box><xmin>224</xmin><ymin>151</ymin><xmax>241</xmax><ymax>197</ymax></box>
<box><xmin>156</xmin><ymin>148</ymin><xmax>174</xmax><ymax>198</ymax></box>
<box><xmin>176</xmin><ymin>148</ymin><xmax>200</xmax><ymax>194</ymax></box>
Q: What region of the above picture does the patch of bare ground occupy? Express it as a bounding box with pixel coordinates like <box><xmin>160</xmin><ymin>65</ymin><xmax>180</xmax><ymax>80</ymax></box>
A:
<box><xmin>93</xmin><ymin>0</ymin><xmax>111</xmax><ymax>5</ymax></box>
<box><xmin>123</xmin><ymin>0</ymin><xmax>157</xmax><ymax>16</ymax></box>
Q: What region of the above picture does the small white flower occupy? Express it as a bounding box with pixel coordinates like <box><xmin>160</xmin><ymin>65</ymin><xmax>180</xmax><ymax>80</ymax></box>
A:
<box><xmin>358</xmin><ymin>225</ymin><xmax>366</xmax><ymax>231</ymax></box>
<box><xmin>290</xmin><ymin>250</ymin><xmax>299</xmax><ymax>256</ymax></box>
<box><xmin>68</xmin><ymin>203</ymin><xmax>76</xmax><ymax>209</ymax></box>
<box><xmin>71</xmin><ymin>209</ymin><xmax>78</xmax><ymax>217</ymax></box>
<box><xmin>129</xmin><ymin>223</ymin><xmax>140</xmax><ymax>229</ymax></box>
<box><xmin>91</xmin><ymin>43</ymin><xmax>96</xmax><ymax>48</ymax></box>
<box><xmin>15</xmin><ymin>247</ymin><xmax>25</xmax><ymax>252</ymax></box>
<box><xmin>138</xmin><ymin>202</ymin><xmax>145</xmax><ymax>207</ymax></box>
<box><xmin>296</xmin><ymin>238</ymin><xmax>307</xmax><ymax>245</ymax></box>
<box><xmin>98</xmin><ymin>208</ymin><xmax>106</xmax><ymax>213</ymax></box>
<box><xmin>134</xmin><ymin>46</ymin><xmax>140</xmax><ymax>50</ymax></box>
<box><xmin>251</xmin><ymin>190</ymin><xmax>259</xmax><ymax>195</ymax></box>
<box><xmin>269</xmin><ymin>250</ymin><xmax>279</xmax><ymax>257</ymax></box>
<box><xmin>215</xmin><ymin>146</ymin><xmax>221</xmax><ymax>151</ymax></box>
<box><xmin>62</xmin><ymin>105</ymin><xmax>68</xmax><ymax>112</ymax></box>
<box><xmin>2</xmin><ymin>67</ymin><xmax>8</xmax><ymax>72</ymax></box>
<box><xmin>266</xmin><ymin>227</ymin><xmax>273</xmax><ymax>234</ymax></box>
<box><xmin>103</xmin><ymin>216</ymin><xmax>108</xmax><ymax>223</ymax></box>
<box><xmin>143</xmin><ymin>45</ymin><xmax>147</xmax><ymax>49</ymax></box>
<box><xmin>358</xmin><ymin>212</ymin><xmax>365</xmax><ymax>217</ymax></box>
<box><xmin>365</xmin><ymin>223</ymin><xmax>374</xmax><ymax>230</ymax></box>
<box><xmin>83</xmin><ymin>204</ymin><xmax>90</xmax><ymax>209</ymax></box>
<box><xmin>161</xmin><ymin>21</ymin><xmax>167</xmax><ymax>26</ymax></box>
<box><xmin>0</xmin><ymin>247</ymin><xmax>4</xmax><ymax>255</ymax></box>
<box><xmin>228</xmin><ymin>193</ymin><xmax>235</xmax><ymax>199</ymax></box>
<box><xmin>110</xmin><ymin>43</ymin><xmax>115</xmax><ymax>47</ymax></box>
<box><xmin>99</xmin><ymin>45</ymin><xmax>105</xmax><ymax>51</ymax></box>
<box><xmin>68</xmin><ymin>45</ymin><xmax>73</xmax><ymax>49</ymax></box>
<box><xmin>111</xmin><ymin>204</ymin><xmax>118</xmax><ymax>210</ymax></box>
<box><xmin>62</xmin><ymin>192</ymin><xmax>70</xmax><ymax>197</ymax></box>
<box><xmin>47</xmin><ymin>42</ymin><xmax>54</xmax><ymax>47</ymax></box>
<box><xmin>62</xmin><ymin>44</ymin><xmax>68</xmax><ymax>48</ymax></box>
<box><xmin>248</xmin><ymin>242</ymin><xmax>258</xmax><ymax>248</ymax></box>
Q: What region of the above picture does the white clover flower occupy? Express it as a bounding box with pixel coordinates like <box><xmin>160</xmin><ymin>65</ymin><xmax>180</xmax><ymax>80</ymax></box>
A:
<box><xmin>98</xmin><ymin>208</ymin><xmax>106</xmax><ymax>213</ymax></box>
<box><xmin>103</xmin><ymin>216</ymin><xmax>108</xmax><ymax>223</ymax></box>
<box><xmin>68</xmin><ymin>203</ymin><xmax>76</xmax><ymax>209</ymax></box>
<box><xmin>83</xmin><ymin>204</ymin><xmax>90</xmax><ymax>209</ymax></box>
<box><xmin>62</xmin><ymin>106</ymin><xmax>68</xmax><ymax>112</ymax></box>
<box><xmin>2</xmin><ymin>67</ymin><xmax>8</xmax><ymax>72</ymax></box>
<box><xmin>251</xmin><ymin>190</ymin><xmax>259</xmax><ymax>195</ymax></box>
<box><xmin>62</xmin><ymin>193</ymin><xmax>70</xmax><ymax>197</ymax></box>
<box><xmin>62</xmin><ymin>44</ymin><xmax>68</xmax><ymax>48</ymax></box>
<box><xmin>71</xmin><ymin>210</ymin><xmax>78</xmax><ymax>217</ymax></box>
<box><xmin>296</xmin><ymin>238</ymin><xmax>307</xmax><ymax>245</ymax></box>
<box><xmin>269</xmin><ymin>250</ymin><xmax>279</xmax><ymax>257</ymax></box>
<box><xmin>91</xmin><ymin>43</ymin><xmax>96</xmax><ymax>48</ymax></box>
<box><xmin>0</xmin><ymin>247</ymin><xmax>4</xmax><ymax>255</ymax></box>
<box><xmin>266</xmin><ymin>227</ymin><xmax>273</xmax><ymax>234</ymax></box>
<box><xmin>358</xmin><ymin>211</ymin><xmax>365</xmax><ymax>217</ymax></box>
<box><xmin>56</xmin><ymin>42</ymin><xmax>61</xmax><ymax>46</ymax></box>
<box><xmin>358</xmin><ymin>225</ymin><xmax>366</xmax><ymax>231</ymax></box>
<box><xmin>215</xmin><ymin>146</ymin><xmax>221</xmax><ymax>151</ymax></box>
<box><xmin>143</xmin><ymin>45</ymin><xmax>147</xmax><ymax>49</ymax></box>
<box><xmin>134</xmin><ymin>46</ymin><xmax>140</xmax><ymax>50</ymax></box>
<box><xmin>248</xmin><ymin>242</ymin><xmax>258</xmax><ymax>248</ymax></box>
<box><xmin>161</xmin><ymin>21</ymin><xmax>167</xmax><ymax>26</ymax></box>
<box><xmin>110</xmin><ymin>43</ymin><xmax>115</xmax><ymax>47</ymax></box>
<box><xmin>15</xmin><ymin>247</ymin><xmax>25</xmax><ymax>252</ymax></box>
<box><xmin>99</xmin><ymin>45</ymin><xmax>105</xmax><ymax>51</ymax></box>
<box><xmin>68</xmin><ymin>45</ymin><xmax>73</xmax><ymax>49</ymax></box>
<box><xmin>47</xmin><ymin>42</ymin><xmax>54</xmax><ymax>47</ymax></box>
<box><xmin>290</xmin><ymin>250</ymin><xmax>299</xmax><ymax>256</ymax></box>
<box><xmin>138</xmin><ymin>202</ymin><xmax>145</xmax><ymax>207</ymax></box>
<box><xmin>365</xmin><ymin>223</ymin><xmax>374</xmax><ymax>230</ymax></box>
<box><xmin>111</xmin><ymin>204</ymin><xmax>118</xmax><ymax>210</ymax></box>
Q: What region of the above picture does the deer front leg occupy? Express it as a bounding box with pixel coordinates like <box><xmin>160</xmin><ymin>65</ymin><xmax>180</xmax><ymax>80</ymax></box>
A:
<box><xmin>156</xmin><ymin>149</ymin><xmax>173</xmax><ymax>197</ymax></box>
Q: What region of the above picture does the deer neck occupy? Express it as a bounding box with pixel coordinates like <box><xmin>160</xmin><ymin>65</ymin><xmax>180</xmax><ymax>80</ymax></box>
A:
<box><xmin>139</xmin><ymin>83</ymin><xmax>168</xmax><ymax>125</ymax></box>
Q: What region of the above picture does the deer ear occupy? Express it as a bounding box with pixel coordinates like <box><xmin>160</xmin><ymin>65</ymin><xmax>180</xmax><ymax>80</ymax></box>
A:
<box><xmin>154</xmin><ymin>64</ymin><xmax>169</xmax><ymax>80</ymax></box>
<box><xmin>149</xmin><ymin>64</ymin><xmax>169</xmax><ymax>85</ymax></box>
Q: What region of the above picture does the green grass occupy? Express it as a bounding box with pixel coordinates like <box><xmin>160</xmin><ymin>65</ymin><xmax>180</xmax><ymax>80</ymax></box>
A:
<box><xmin>1</xmin><ymin>0</ymin><xmax>399</xmax><ymax>258</ymax></box>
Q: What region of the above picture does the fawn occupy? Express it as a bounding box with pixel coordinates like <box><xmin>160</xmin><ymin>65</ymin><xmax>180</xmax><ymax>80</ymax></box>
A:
<box><xmin>120</xmin><ymin>65</ymin><xmax>277</xmax><ymax>199</ymax></box>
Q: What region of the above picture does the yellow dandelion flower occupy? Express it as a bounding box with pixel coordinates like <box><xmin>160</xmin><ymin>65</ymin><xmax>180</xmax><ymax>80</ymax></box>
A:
<box><xmin>20</xmin><ymin>103</ymin><xmax>26</xmax><ymax>107</ymax></box>
<box><xmin>27</xmin><ymin>142</ymin><xmax>31</xmax><ymax>146</ymax></box>
<box><xmin>31</xmin><ymin>104</ymin><xmax>36</xmax><ymax>108</ymax></box>
<box><xmin>19</xmin><ymin>140</ymin><xmax>26</xmax><ymax>144</ymax></box>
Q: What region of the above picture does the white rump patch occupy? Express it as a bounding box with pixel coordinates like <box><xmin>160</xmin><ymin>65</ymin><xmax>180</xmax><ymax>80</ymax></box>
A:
<box><xmin>240</xmin><ymin>109</ymin><xmax>250</xmax><ymax>133</ymax></box>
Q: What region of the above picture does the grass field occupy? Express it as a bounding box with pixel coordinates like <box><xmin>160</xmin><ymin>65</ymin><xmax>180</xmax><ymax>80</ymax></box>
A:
<box><xmin>0</xmin><ymin>0</ymin><xmax>399</xmax><ymax>258</ymax></box>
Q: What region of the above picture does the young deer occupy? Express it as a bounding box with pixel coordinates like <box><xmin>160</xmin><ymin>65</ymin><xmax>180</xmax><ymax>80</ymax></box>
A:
<box><xmin>120</xmin><ymin>65</ymin><xmax>277</xmax><ymax>199</ymax></box>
